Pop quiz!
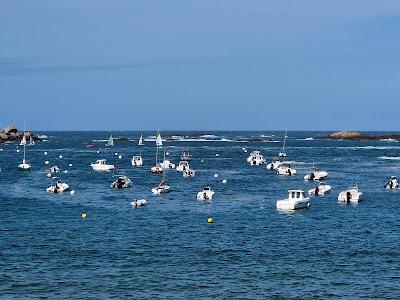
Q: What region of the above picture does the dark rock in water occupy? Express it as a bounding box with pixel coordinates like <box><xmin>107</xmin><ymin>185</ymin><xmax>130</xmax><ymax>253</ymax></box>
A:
<box><xmin>317</xmin><ymin>131</ymin><xmax>400</xmax><ymax>141</ymax></box>
<box><xmin>113</xmin><ymin>137</ymin><xmax>129</xmax><ymax>142</ymax></box>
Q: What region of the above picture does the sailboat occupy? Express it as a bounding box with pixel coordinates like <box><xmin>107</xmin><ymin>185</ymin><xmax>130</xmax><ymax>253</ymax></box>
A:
<box><xmin>138</xmin><ymin>134</ymin><xmax>144</xmax><ymax>146</ymax></box>
<box><xmin>18</xmin><ymin>134</ymin><xmax>31</xmax><ymax>171</ymax></box>
<box><xmin>156</xmin><ymin>130</ymin><xmax>163</xmax><ymax>147</ymax></box>
<box><xmin>106</xmin><ymin>134</ymin><xmax>114</xmax><ymax>147</ymax></box>
<box><xmin>151</xmin><ymin>145</ymin><xmax>163</xmax><ymax>174</ymax></box>
<box><xmin>278</xmin><ymin>130</ymin><xmax>288</xmax><ymax>158</ymax></box>
<box><xmin>152</xmin><ymin>148</ymin><xmax>171</xmax><ymax>195</ymax></box>
<box><xmin>19</xmin><ymin>134</ymin><xmax>27</xmax><ymax>146</ymax></box>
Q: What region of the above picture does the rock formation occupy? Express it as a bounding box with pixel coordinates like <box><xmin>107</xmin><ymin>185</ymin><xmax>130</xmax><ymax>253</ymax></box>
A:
<box><xmin>0</xmin><ymin>124</ymin><xmax>38</xmax><ymax>143</ymax></box>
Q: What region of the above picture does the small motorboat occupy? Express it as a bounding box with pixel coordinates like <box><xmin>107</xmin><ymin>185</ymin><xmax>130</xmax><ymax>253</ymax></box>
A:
<box><xmin>48</xmin><ymin>165</ymin><xmax>60</xmax><ymax>173</ymax></box>
<box><xmin>110</xmin><ymin>175</ymin><xmax>132</xmax><ymax>189</ymax></box>
<box><xmin>276</xmin><ymin>189</ymin><xmax>310</xmax><ymax>210</ymax></box>
<box><xmin>384</xmin><ymin>176</ymin><xmax>399</xmax><ymax>189</ymax></box>
<box><xmin>338</xmin><ymin>187</ymin><xmax>363</xmax><ymax>203</ymax></box>
<box><xmin>90</xmin><ymin>159</ymin><xmax>115</xmax><ymax>171</ymax></box>
<box><xmin>86</xmin><ymin>142</ymin><xmax>95</xmax><ymax>148</ymax></box>
<box><xmin>181</xmin><ymin>147</ymin><xmax>192</xmax><ymax>161</ymax></box>
<box><xmin>276</xmin><ymin>162</ymin><xmax>297</xmax><ymax>176</ymax></box>
<box><xmin>46</xmin><ymin>180</ymin><xmax>70</xmax><ymax>193</ymax></box>
<box><xmin>266</xmin><ymin>158</ymin><xmax>281</xmax><ymax>170</ymax></box>
<box><xmin>160</xmin><ymin>160</ymin><xmax>175</xmax><ymax>169</ymax></box>
<box><xmin>308</xmin><ymin>182</ymin><xmax>332</xmax><ymax>196</ymax></box>
<box><xmin>247</xmin><ymin>151</ymin><xmax>264</xmax><ymax>166</ymax></box>
<box><xmin>130</xmin><ymin>199</ymin><xmax>147</xmax><ymax>207</ymax></box>
<box><xmin>304</xmin><ymin>169</ymin><xmax>328</xmax><ymax>181</ymax></box>
<box><xmin>131</xmin><ymin>155</ymin><xmax>143</xmax><ymax>167</ymax></box>
<box><xmin>151</xmin><ymin>180</ymin><xmax>170</xmax><ymax>195</ymax></box>
<box><xmin>151</xmin><ymin>164</ymin><xmax>163</xmax><ymax>174</ymax></box>
<box><xmin>183</xmin><ymin>168</ymin><xmax>196</xmax><ymax>178</ymax></box>
<box><xmin>18</xmin><ymin>159</ymin><xmax>31</xmax><ymax>171</ymax></box>
<box><xmin>197</xmin><ymin>187</ymin><xmax>215</xmax><ymax>201</ymax></box>
<box><xmin>176</xmin><ymin>161</ymin><xmax>190</xmax><ymax>172</ymax></box>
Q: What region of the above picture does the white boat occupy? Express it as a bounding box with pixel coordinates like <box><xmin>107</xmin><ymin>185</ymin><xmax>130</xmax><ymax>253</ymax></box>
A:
<box><xmin>156</xmin><ymin>130</ymin><xmax>163</xmax><ymax>147</ymax></box>
<box><xmin>18</xmin><ymin>159</ymin><xmax>31</xmax><ymax>171</ymax></box>
<box><xmin>308</xmin><ymin>182</ymin><xmax>332</xmax><ymax>196</ymax></box>
<box><xmin>130</xmin><ymin>199</ymin><xmax>147</xmax><ymax>207</ymax></box>
<box><xmin>151</xmin><ymin>165</ymin><xmax>163</xmax><ymax>174</ymax></box>
<box><xmin>91</xmin><ymin>159</ymin><xmax>115</xmax><ymax>171</ymax></box>
<box><xmin>276</xmin><ymin>162</ymin><xmax>296</xmax><ymax>176</ymax></box>
<box><xmin>46</xmin><ymin>180</ymin><xmax>70</xmax><ymax>193</ymax></box>
<box><xmin>276</xmin><ymin>189</ymin><xmax>310</xmax><ymax>210</ymax></box>
<box><xmin>181</xmin><ymin>147</ymin><xmax>192</xmax><ymax>161</ymax></box>
<box><xmin>131</xmin><ymin>155</ymin><xmax>143</xmax><ymax>167</ymax></box>
<box><xmin>160</xmin><ymin>159</ymin><xmax>175</xmax><ymax>169</ymax></box>
<box><xmin>176</xmin><ymin>161</ymin><xmax>190</xmax><ymax>172</ymax></box>
<box><xmin>247</xmin><ymin>150</ymin><xmax>264</xmax><ymax>166</ymax></box>
<box><xmin>183</xmin><ymin>168</ymin><xmax>196</xmax><ymax>177</ymax></box>
<box><xmin>384</xmin><ymin>176</ymin><xmax>399</xmax><ymax>189</ymax></box>
<box><xmin>152</xmin><ymin>150</ymin><xmax>171</xmax><ymax>195</ymax></box>
<box><xmin>151</xmin><ymin>180</ymin><xmax>170</xmax><ymax>195</ymax></box>
<box><xmin>48</xmin><ymin>165</ymin><xmax>60</xmax><ymax>173</ymax></box>
<box><xmin>110</xmin><ymin>175</ymin><xmax>132</xmax><ymax>189</ymax></box>
<box><xmin>18</xmin><ymin>134</ymin><xmax>31</xmax><ymax>171</ymax></box>
<box><xmin>197</xmin><ymin>187</ymin><xmax>215</xmax><ymax>200</ymax></box>
<box><xmin>304</xmin><ymin>169</ymin><xmax>328</xmax><ymax>180</ymax></box>
<box><xmin>338</xmin><ymin>187</ymin><xmax>363</xmax><ymax>203</ymax></box>
<box><xmin>106</xmin><ymin>134</ymin><xmax>114</xmax><ymax>147</ymax></box>
<box><xmin>151</xmin><ymin>145</ymin><xmax>163</xmax><ymax>174</ymax></box>
<box><xmin>138</xmin><ymin>134</ymin><xmax>144</xmax><ymax>146</ymax></box>
<box><xmin>266</xmin><ymin>158</ymin><xmax>281</xmax><ymax>170</ymax></box>
<box><xmin>278</xmin><ymin>130</ymin><xmax>288</xmax><ymax>157</ymax></box>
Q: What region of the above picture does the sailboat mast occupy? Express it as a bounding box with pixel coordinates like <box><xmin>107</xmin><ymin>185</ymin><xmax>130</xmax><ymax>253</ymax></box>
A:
<box><xmin>282</xmin><ymin>129</ymin><xmax>287</xmax><ymax>153</ymax></box>
<box><xmin>156</xmin><ymin>146</ymin><xmax>159</xmax><ymax>164</ymax></box>
<box><xmin>163</xmin><ymin>147</ymin><xmax>167</xmax><ymax>181</ymax></box>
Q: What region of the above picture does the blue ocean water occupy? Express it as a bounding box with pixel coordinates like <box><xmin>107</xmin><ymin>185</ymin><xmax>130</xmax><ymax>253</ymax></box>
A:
<box><xmin>1</xmin><ymin>131</ymin><xmax>399</xmax><ymax>299</ymax></box>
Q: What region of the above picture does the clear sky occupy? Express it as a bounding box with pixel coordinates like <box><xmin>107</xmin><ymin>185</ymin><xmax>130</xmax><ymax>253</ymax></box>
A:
<box><xmin>1</xmin><ymin>0</ymin><xmax>399</xmax><ymax>131</ymax></box>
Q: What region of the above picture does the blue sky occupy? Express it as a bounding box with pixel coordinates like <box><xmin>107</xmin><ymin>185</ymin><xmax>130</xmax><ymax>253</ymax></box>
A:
<box><xmin>0</xmin><ymin>0</ymin><xmax>399</xmax><ymax>131</ymax></box>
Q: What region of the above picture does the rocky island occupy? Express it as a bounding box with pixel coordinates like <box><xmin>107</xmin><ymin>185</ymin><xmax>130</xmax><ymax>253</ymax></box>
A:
<box><xmin>0</xmin><ymin>124</ymin><xmax>38</xmax><ymax>143</ymax></box>
<box><xmin>317</xmin><ymin>131</ymin><xmax>400</xmax><ymax>141</ymax></box>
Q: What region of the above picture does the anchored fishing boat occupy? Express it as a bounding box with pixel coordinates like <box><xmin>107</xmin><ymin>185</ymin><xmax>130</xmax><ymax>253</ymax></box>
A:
<box><xmin>276</xmin><ymin>189</ymin><xmax>310</xmax><ymax>210</ymax></box>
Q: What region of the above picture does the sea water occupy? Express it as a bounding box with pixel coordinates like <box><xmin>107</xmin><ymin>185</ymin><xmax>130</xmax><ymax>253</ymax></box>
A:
<box><xmin>0</xmin><ymin>131</ymin><xmax>399</xmax><ymax>298</ymax></box>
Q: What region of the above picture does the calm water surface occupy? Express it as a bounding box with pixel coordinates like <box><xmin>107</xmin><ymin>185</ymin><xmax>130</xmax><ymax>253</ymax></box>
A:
<box><xmin>1</xmin><ymin>131</ymin><xmax>399</xmax><ymax>299</ymax></box>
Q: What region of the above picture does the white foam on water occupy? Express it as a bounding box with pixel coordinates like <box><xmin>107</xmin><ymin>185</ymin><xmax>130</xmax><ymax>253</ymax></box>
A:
<box><xmin>378</xmin><ymin>156</ymin><xmax>400</xmax><ymax>160</ymax></box>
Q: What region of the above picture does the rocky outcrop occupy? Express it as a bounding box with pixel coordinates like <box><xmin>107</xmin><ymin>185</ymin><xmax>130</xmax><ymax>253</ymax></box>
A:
<box><xmin>317</xmin><ymin>131</ymin><xmax>400</xmax><ymax>141</ymax></box>
<box><xmin>0</xmin><ymin>124</ymin><xmax>38</xmax><ymax>143</ymax></box>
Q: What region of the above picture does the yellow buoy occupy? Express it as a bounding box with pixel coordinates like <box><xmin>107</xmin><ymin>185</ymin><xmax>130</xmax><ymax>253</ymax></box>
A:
<box><xmin>207</xmin><ymin>217</ymin><xmax>213</xmax><ymax>224</ymax></box>
<box><xmin>81</xmin><ymin>213</ymin><xmax>87</xmax><ymax>219</ymax></box>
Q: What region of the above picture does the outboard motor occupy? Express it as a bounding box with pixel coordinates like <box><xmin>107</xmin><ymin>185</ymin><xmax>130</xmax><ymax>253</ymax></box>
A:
<box><xmin>315</xmin><ymin>186</ymin><xmax>319</xmax><ymax>196</ymax></box>
<box><xmin>346</xmin><ymin>191</ymin><xmax>352</xmax><ymax>203</ymax></box>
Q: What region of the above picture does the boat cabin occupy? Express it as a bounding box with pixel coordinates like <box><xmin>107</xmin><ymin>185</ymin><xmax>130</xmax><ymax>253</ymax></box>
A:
<box><xmin>288</xmin><ymin>189</ymin><xmax>306</xmax><ymax>200</ymax></box>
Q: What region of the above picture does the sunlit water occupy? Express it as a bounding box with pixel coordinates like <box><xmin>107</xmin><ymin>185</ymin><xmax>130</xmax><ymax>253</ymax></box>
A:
<box><xmin>1</xmin><ymin>131</ymin><xmax>399</xmax><ymax>299</ymax></box>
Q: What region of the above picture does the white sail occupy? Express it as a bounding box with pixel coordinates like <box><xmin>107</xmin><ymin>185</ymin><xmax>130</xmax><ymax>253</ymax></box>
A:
<box><xmin>20</xmin><ymin>135</ymin><xmax>27</xmax><ymax>146</ymax></box>
<box><xmin>106</xmin><ymin>134</ymin><xmax>114</xmax><ymax>147</ymax></box>
<box><xmin>156</xmin><ymin>131</ymin><xmax>163</xmax><ymax>146</ymax></box>
<box><xmin>29</xmin><ymin>136</ymin><xmax>35</xmax><ymax>145</ymax></box>
<box><xmin>138</xmin><ymin>134</ymin><xmax>143</xmax><ymax>146</ymax></box>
